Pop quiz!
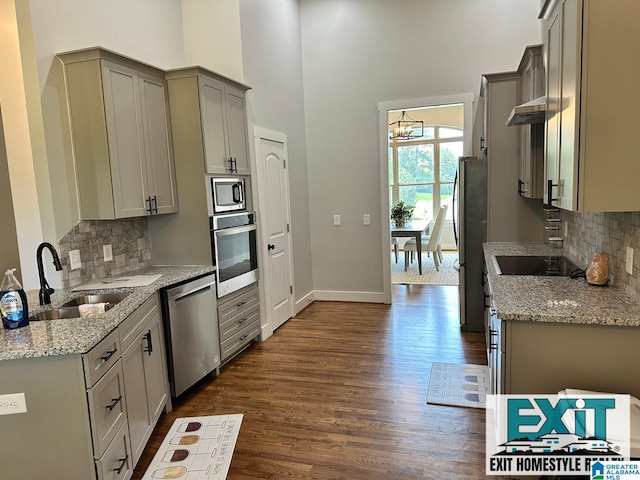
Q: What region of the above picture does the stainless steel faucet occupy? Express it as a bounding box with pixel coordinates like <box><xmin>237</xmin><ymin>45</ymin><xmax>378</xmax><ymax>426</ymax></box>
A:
<box><xmin>36</xmin><ymin>242</ymin><xmax>63</xmax><ymax>305</ymax></box>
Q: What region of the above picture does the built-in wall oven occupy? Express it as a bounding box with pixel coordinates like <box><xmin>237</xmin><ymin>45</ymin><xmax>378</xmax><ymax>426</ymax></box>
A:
<box><xmin>210</xmin><ymin>211</ymin><xmax>258</xmax><ymax>297</ymax></box>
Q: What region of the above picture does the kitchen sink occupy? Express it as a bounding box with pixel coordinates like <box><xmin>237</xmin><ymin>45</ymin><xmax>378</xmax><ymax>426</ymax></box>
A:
<box><xmin>30</xmin><ymin>292</ymin><xmax>130</xmax><ymax>321</ymax></box>
<box><xmin>60</xmin><ymin>292</ymin><xmax>130</xmax><ymax>308</ymax></box>
<box><xmin>493</xmin><ymin>255</ymin><xmax>582</xmax><ymax>276</ymax></box>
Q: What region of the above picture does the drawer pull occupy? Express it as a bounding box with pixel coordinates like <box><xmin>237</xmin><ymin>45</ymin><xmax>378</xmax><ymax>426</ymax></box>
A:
<box><xmin>235</xmin><ymin>300</ymin><xmax>248</xmax><ymax>307</ymax></box>
<box><xmin>238</xmin><ymin>317</ymin><xmax>248</xmax><ymax>324</ymax></box>
<box><xmin>114</xmin><ymin>455</ymin><xmax>129</xmax><ymax>474</ymax></box>
<box><xmin>106</xmin><ymin>395</ymin><xmax>122</xmax><ymax>411</ymax></box>
<box><xmin>143</xmin><ymin>330</ymin><xmax>153</xmax><ymax>355</ymax></box>
<box><xmin>100</xmin><ymin>348</ymin><xmax>118</xmax><ymax>362</ymax></box>
<box><xmin>239</xmin><ymin>334</ymin><xmax>249</xmax><ymax>341</ymax></box>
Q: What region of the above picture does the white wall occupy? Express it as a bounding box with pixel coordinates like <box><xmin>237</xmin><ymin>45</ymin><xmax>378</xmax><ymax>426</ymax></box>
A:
<box><xmin>0</xmin><ymin>0</ymin><xmax>46</xmax><ymax>288</ymax></box>
<box><xmin>239</xmin><ymin>0</ymin><xmax>314</xmax><ymax>307</ymax></box>
<box><xmin>300</xmin><ymin>0</ymin><xmax>542</xmax><ymax>298</ymax></box>
<box><xmin>182</xmin><ymin>0</ymin><xmax>244</xmax><ymax>81</ymax></box>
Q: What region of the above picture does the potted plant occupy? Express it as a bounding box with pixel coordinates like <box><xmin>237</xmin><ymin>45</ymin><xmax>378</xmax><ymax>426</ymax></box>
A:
<box><xmin>391</xmin><ymin>201</ymin><xmax>414</xmax><ymax>227</ymax></box>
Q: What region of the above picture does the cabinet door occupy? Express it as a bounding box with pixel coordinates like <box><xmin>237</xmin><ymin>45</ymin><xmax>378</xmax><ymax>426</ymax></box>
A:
<box><xmin>557</xmin><ymin>0</ymin><xmax>579</xmax><ymax>210</ymax></box>
<box><xmin>121</xmin><ymin>309</ymin><xmax>167</xmax><ymax>466</ymax></box>
<box><xmin>225</xmin><ymin>85</ymin><xmax>250</xmax><ymax>175</ymax></box>
<box><xmin>199</xmin><ymin>76</ymin><xmax>230</xmax><ymax>175</ymax></box>
<box><xmin>518</xmin><ymin>70</ymin><xmax>532</xmax><ymax>196</ymax></box>
<box><xmin>145</xmin><ymin>318</ymin><xmax>168</xmax><ymax>425</ymax></box>
<box><xmin>544</xmin><ymin>5</ymin><xmax>562</xmax><ymax>207</ymax></box>
<box><xmin>102</xmin><ymin>61</ymin><xmax>150</xmax><ymax>218</ymax></box>
<box><xmin>138</xmin><ymin>71</ymin><xmax>178</xmax><ymax>215</ymax></box>
<box><xmin>121</xmin><ymin>335</ymin><xmax>149</xmax><ymax>466</ymax></box>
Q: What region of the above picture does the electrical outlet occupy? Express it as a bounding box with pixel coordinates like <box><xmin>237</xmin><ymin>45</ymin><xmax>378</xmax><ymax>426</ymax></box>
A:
<box><xmin>333</xmin><ymin>214</ymin><xmax>341</xmax><ymax>226</ymax></box>
<box><xmin>103</xmin><ymin>244</ymin><xmax>113</xmax><ymax>262</ymax></box>
<box><xmin>363</xmin><ymin>214</ymin><xmax>371</xmax><ymax>226</ymax></box>
<box><xmin>626</xmin><ymin>247</ymin><xmax>634</xmax><ymax>275</ymax></box>
<box><xmin>0</xmin><ymin>393</ymin><xmax>27</xmax><ymax>415</ymax></box>
<box><xmin>69</xmin><ymin>249</ymin><xmax>82</xmax><ymax>270</ymax></box>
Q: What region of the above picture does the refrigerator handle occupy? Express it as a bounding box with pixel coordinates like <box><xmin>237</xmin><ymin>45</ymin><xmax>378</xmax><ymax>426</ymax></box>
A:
<box><xmin>452</xmin><ymin>168</ymin><xmax>458</xmax><ymax>248</ymax></box>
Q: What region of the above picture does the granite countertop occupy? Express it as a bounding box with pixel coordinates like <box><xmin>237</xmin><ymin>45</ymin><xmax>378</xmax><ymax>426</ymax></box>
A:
<box><xmin>0</xmin><ymin>265</ymin><xmax>215</xmax><ymax>361</ymax></box>
<box><xmin>484</xmin><ymin>242</ymin><xmax>640</xmax><ymax>327</ymax></box>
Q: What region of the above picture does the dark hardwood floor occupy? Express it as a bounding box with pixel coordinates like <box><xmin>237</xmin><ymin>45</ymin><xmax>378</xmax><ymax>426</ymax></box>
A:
<box><xmin>133</xmin><ymin>285</ymin><xmax>488</xmax><ymax>479</ymax></box>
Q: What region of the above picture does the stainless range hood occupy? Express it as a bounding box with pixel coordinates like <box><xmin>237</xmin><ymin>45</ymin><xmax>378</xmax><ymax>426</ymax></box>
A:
<box><xmin>506</xmin><ymin>96</ymin><xmax>546</xmax><ymax>126</ymax></box>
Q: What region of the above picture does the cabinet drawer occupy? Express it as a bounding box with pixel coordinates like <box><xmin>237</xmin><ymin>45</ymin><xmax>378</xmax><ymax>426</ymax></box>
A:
<box><xmin>119</xmin><ymin>294</ymin><xmax>159</xmax><ymax>351</ymax></box>
<box><xmin>219</xmin><ymin>305</ymin><xmax>259</xmax><ymax>342</ymax></box>
<box><xmin>96</xmin><ymin>421</ymin><xmax>133</xmax><ymax>480</ymax></box>
<box><xmin>83</xmin><ymin>329</ymin><xmax>121</xmax><ymax>387</ymax></box>
<box><xmin>220</xmin><ymin>319</ymin><xmax>260</xmax><ymax>361</ymax></box>
<box><xmin>88</xmin><ymin>360</ymin><xmax>127</xmax><ymax>459</ymax></box>
<box><xmin>217</xmin><ymin>287</ymin><xmax>259</xmax><ymax>324</ymax></box>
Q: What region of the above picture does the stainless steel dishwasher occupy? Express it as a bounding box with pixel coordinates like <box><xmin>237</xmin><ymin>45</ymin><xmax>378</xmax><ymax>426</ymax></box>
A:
<box><xmin>161</xmin><ymin>273</ymin><xmax>220</xmax><ymax>397</ymax></box>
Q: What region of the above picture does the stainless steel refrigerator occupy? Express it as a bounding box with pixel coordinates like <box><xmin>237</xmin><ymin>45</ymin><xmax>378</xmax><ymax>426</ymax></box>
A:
<box><xmin>453</xmin><ymin>156</ymin><xmax>487</xmax><ymax>332</ymax></box>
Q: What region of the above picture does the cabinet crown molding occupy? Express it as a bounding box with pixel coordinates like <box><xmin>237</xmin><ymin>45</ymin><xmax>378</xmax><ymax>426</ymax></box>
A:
<box><xmin>166</xmin><ymin>66</ymin><xmax>251</xmax><ymax>92</ymax></box>
<box><xmin>56</xmin><ymin>46</ymin><xmax>165</xmax><ymax>77</ymax></box>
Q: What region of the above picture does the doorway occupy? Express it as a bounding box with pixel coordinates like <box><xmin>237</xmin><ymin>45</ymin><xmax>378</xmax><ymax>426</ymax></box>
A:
<box><xmin>378</xmin><ymin>94</ymin><xmax>474</xmax><ymax>303</ymax></box>
<box><xmin>253</xmin><ymin>127</ymin><xmax>295</xmax><ymax>336</ymax></box>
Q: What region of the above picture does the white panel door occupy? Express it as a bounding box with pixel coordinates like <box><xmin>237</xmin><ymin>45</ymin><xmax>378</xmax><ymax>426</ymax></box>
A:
<box><xmin>255</xmin><ymin>130</ymin><xmax>293</xmax><ymax>331</ymax></box>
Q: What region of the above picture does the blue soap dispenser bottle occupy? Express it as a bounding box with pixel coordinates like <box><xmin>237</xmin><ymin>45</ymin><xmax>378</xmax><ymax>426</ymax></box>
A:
<box><xmin>0</xmin><ymin>268</ymin><xmax>29</xmax><ymax>329</ymax></box>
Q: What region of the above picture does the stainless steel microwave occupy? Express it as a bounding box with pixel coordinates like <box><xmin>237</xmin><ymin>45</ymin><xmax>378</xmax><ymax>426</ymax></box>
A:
<box><xmin>211</xmin><ymin>177</ymin><xmax>246</xmax><ymax>214</ymax></box>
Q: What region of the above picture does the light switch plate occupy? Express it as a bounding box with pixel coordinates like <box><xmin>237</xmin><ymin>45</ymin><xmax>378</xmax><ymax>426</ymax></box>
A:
<box><xmin>333</xmin><ymin>214</ymin><xmax>341</xmax><ymax>226</ymax></box>
<box><xmin>626</xmin><ymin>247</ymin><xmax>634</xmax><ymax>275</ymax></box>
<box><xmin>363</xmin><ymin>214</ymin><xmax>371</xmax><ymax>226</ymax></box>
<box><xmin>69</xmin><ymin>249</ymin><xmax>82</xmax><ymax>270</ymax></box>
<box><xmin>103</xmin><ymin>244</ymin><xmax>113</xmax><ymax>262</ymax></box>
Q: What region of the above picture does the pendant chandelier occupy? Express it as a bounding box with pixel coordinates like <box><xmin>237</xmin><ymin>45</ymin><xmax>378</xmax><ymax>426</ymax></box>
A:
<box><xmin>389</xmin><ymin>110</ymin><xmax>424</xmax><ymax>140</ymax></box>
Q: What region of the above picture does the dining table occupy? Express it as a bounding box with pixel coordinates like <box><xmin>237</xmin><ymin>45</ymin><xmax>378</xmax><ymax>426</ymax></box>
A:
<box><xmin>391</xmin><ymin>219</ymin><xmax>431</xmax><ymax>275</ymax></box>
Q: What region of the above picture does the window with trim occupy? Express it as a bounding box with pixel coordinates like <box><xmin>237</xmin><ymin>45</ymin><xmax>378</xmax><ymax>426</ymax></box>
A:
<box><xmin>389</xmin><ymin>126</ymin><xmax>462</xmax><ymax>223</ymax></box>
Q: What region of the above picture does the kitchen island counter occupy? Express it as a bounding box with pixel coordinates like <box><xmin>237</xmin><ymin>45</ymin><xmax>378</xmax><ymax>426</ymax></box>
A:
<box><xmin>0</xmin><ymin>265</ymin><xmax>215</xmax><ymax>361</ymax></box>
<box><xmin>484</xmin><ymin>242</ymin><xmax>640</xmax><ymax>327</ymax></box>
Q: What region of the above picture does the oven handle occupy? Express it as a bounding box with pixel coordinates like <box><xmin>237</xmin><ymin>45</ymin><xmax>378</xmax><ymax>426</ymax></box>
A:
<box><xmin>213</xmin><ymin>224</ymin><xmax>257</xmax><ymax>237</ymax></box>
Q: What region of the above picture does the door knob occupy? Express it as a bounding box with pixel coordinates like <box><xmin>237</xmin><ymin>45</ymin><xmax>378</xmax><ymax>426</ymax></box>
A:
<box><xmin>267</xmin><ymin>244</ymin><xmax>275</xmax><ymax>250</ymax></box>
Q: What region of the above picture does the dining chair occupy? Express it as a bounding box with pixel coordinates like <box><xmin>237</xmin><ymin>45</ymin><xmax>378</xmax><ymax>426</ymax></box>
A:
<box><xmin>391</xmin><ymin>237</ymin><xmax>400</xmax><ymax>263</ymax></box>
<box><xmin>403</xmin><ymin>204</ymin><xmax>448</xmax><ymax>272</ymax></box>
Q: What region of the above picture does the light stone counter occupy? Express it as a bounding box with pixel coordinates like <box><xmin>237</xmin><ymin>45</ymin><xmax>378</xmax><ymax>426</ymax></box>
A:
<box><xmin>484</xmin><ymin>242</ymin><xmax>640</xmax><ymax>327</ymax></box>
<box><xmin>0</xmin><ymin>265</ymin><xmax>215</xmax><ymax>361</ymax></box>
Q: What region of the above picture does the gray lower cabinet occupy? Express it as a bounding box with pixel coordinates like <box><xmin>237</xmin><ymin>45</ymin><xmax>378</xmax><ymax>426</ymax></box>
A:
<box><xmin>489</xmin><ymin>312</ymin><xmax>640</xmax><ymax>399</ymax></box>
<box><xmin>120</xmin><ymin>294</ymin><xmax>168</xmax><ymax>466</ymax></box>
<box><xmin>218</xmin><ymin>284</ymin><xmax>261</xmax><ymax>364</ymax></box>
<box><xmin>0</xmin><ymin>293</ymin><xmax>168</xmax><ymax>479</ymax></box>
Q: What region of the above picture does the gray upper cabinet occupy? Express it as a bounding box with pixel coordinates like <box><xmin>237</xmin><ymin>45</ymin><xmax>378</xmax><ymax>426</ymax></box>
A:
<box><xmin>167</xmin><ymin>67</ymin><xmax>251</xmax><ymax>176</ymax></box>
<box><xmin>541</xmin><ymin>0</ymin><xmax>640</xmax><ymax>212</ymax></box>
<box><xmin>58</xmin><ymin>47</ymin><xmax>178</xmax><ymax>219</ymax></box>
<box><xmin>515</xmin><ymin>45</ymin><xmax>544</xmax><ymax>200</ymax></box>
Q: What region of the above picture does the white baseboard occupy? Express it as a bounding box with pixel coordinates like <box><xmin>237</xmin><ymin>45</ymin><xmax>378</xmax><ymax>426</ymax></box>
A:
<box><xmin>313</xmin><ymin>290</ymin><xmax>386</xmax><ymax>303</ymax></box>
<box><xmin>294</xmin><ymin>290</ymin><xmax>315</xmax><ymax>315</ymax></box>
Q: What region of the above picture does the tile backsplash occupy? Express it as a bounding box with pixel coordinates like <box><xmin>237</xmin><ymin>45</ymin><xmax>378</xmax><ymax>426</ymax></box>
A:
<box><xmin>562</xmin><ymin>210</ymin><xmax>640</xmax><ymax>301</ymax></box>
<box><xmin>58</xmin><ymin>218</ymin><xmax>151</xmax><ymax>288</ymax></box>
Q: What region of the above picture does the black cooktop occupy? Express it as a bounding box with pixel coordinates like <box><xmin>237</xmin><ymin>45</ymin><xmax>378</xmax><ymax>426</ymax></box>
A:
<box><xmin>494</xmin><ymin>255</ymin><xmax>582</xmax><ymax>276</ymax></box>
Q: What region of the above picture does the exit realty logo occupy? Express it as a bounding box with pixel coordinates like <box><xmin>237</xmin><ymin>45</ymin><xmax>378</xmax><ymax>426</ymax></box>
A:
<box><xmin>486</xmin><ymin>394</ymin><xmax>631</xmax><ymax>476</ymax></box>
